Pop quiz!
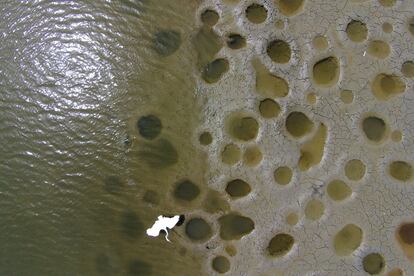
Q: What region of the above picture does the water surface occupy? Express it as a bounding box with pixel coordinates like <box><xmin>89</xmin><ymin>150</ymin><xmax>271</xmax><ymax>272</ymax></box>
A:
<box><xmin>0</xmin><ymin>0</ymin><xmax>205</xmax><ymax>275</ymax></box>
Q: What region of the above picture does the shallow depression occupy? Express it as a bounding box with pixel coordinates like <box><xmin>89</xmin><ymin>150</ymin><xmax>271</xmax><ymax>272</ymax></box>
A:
<box><xmin>218</xmin><ymin>212</ymin><xmax>255</xmax><ymax>240</ymax></box>
<box><xmin>333</xmin><ymin>224</ymin><xmax>363</xmax><ymax>256</ymax></box>
<box><xmin>312</xmin><ymin>56</ymin><xmax>340</xmax><ymax>86</ymax></box>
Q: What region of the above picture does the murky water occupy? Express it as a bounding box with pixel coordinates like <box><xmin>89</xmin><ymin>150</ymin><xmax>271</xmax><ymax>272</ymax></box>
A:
<box><xmin>0</xmin><ymin>0</ymin><xmax>205</xmax><ymax>275</ymax></box>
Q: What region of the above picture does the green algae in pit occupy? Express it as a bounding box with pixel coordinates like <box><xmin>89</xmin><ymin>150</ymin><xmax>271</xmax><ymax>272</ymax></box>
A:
<box><xmin>306</xmin><ymin>92</ymin><xmax>317</xmax><ymax>104</ymax></box>
<box><xmin>285</xmin><ymin>111</ymin><xmax>314</xmax><ymax>138</ymax></box>
<box><xmin>327</xmin><ymin>179</ymin><xmax>352</xmax><ymax>201</ymax></box>
<box><xmin>333</xmin><ymin>224</ymin><xmax>363</xmax><ymax>256</ymax></box>
<box><xmin>274</xmin><ymin>166</ymin><xmax>293</xmax><ymax>185</ymax></box>
<box><xmin>212</xmin><ymin>256</ymin><xmax>230</xmax><ymax>274</ymax></box>
<box><xmin>346</xmin><ymin>20</ymin><xmax>368</xmax><ymax>42</ymax></box>
<box><xmin>410</xmin><ymin>18</ymin><xmax>414</xmax><ymax>36</ymax></box>
<box><xmin>296</xmin><ymin>120</ymin><xmax>326</xmax><ymax>164</ymax></box>
<box><xmin>221</xmin><ymin>143</ymin><xmax>241</xmax><ymax>165</ymax></box>
<box><xmin>398</xmin><ymin>223</ymin><xmax>414</xmax><ymax>245</ymax></box>
<box><xmin>312</xmin><ymin>57</ymin><xmax>340</xmax><ymax>86</ymax></box>
<box><xmin>367</xmin><ymin>40</ymin><xmax>391</xmax><ymax>59</ymax></box>
<box><xmin>199</xmin><ymin>131</ymin><xmax>213</xmax><ymax>145</ymax></box>
<box><xmin>389</xmin><ymin>161</ymin><xmax>413</xmax><ymax>182</ymax></box>
<box><xmin>378</xmin><ymin>0</ymin><xmax>396</xmax><ymax>7</ymax></box>
<box><xmin>225</xmin><ymin>245</ymin><xmax>237</xmax><ymax>256</ymax></box>
<box><xmin>371</xmin><ymin>73</ymin><xmax>406</xmax><ymax>100</ymax></box>
<box><xmin>286</xmin><ymin>212</ymin><xmax>299</xmax><ymax>226</ymax></box>
<box><xmin>137</xmin><ymin>138</ymin><xmax>178</xmax><ymax>169</ymax></box>
<box><xmin>362</xmin><ymin>116</ymin><xmax>387</xmax><ymax>143</ymax></box>
<box><xmin>396</xmin><ymin>222</ymin><xmax>414</xmax><ymax>261</ymax></box>
<box><xmin>153</xmin><ymin>30</ymin><xmax>182</xmax><ymax>57</ymax></box>
<box><xmin>246</xmin><ymin>4</ymin><xmax>267</xmax><ymax>24</ymax></box>
<box><xmin>103</xmin><ymin>176</ymin><xmax>124</xmax><ymax>195</ymax></box>
<box><xmin>201</xmin><ymin>9</ymin><xmax>219</xmax><ymax>27</ymax></box>
<box><xmin>185</xmin><ymin>218</ymin><xmax>212</xmax><ymax>242</ymax></box>
<box><xmin>298</xmin><ymin>124</ymin><xmax>327</xmax><ymax>171</ymax></box>
<box><xmin>340</xmin><ymin>89</ymin><xmax>354</xmax><ymax>104</ymax></box>
<box><xmin>173</xmin><ymin>179</ymin><xmax>200</xmax><ymax>202</ymax></box>
<box><xmin>243</xmin><ymin>145</ymin><xmax>262</xmax><ymax>167</ymax></box>
<box><xmin>226</xmin><ymin>179</ymin><xmax>251</xmax><ymax>198</ymax></box>
<box><xmin>259</xmin><ymin>99</ymin><xmax>281</xmax><ymax>118</ymax></box>
<box><xmin>312</xmin><ymin>35</ymin><xmax>329</xmax><ymax>50</ymax></box>
<box><xmin>253</xmin><ymin>59</ymin><xmax>289</xmax><ymax>98</ymax></box>
<box><xmin>304</xmin><ymin>199</ymin><xmax>324</xmax><ymax>221</ymax></box>
<box><xmin>382</xmin><ymin>22</ymin><xmax>393</xmax><ymax>33</ymax></box>
<box><xmin>275</xmin><ymin>19</ymin><xmax>285</xmax><ymax>29</ymax></box>
<box><xmin>226</xmin><ymin>115</ymin><xmax>259</xmax><ymax>142</ymax></box>
<box><xmin>267</xmin><ymin>233</ymin><xmax>295</xmax><ymax>257</ymax></box>
<box><xmin>275</xmin><ymin>0</ymin><xmax>305</xmax><ymax>16</ymax></box>
<box><xmin>401</xmin><ymin>61</ymin><xmax>414</xmax><ymax>78</ymax></box>
<box><xmin>362</xmin><ymin>253</ymin><xmax>385</xmax><ymax>275</ymax></box>
<box><xmin>137</xmin><ymin>115</ymin><xmax>162</xmax><ymax>140</ymax></box>
<box><xmin>218</xmin><ymin>212</ymin><xmax>255</xmax><ymax>240</ymax></box>
<box><xmin>391</xmin><ymin>130</ymin><xmax>403</xmax><ymax>142</ymax></box>
<box><xmin>202</xmin><ymin>58</ymin><xmax>229</xmax><ymax>83</ymax></box>
<box><xmin>267</xmin><ymin>40</ymin><xmax>291</xmax><ymax>64</ymax></box>
<box><xmin>227</xmin><ymin>34</ymin><xmax>246</xmax><ymax>49</ymax></box>
<box><xmin>345</xmin><ymin>159</ymin><xmax>366</xmax><ymax>181</ymax></box>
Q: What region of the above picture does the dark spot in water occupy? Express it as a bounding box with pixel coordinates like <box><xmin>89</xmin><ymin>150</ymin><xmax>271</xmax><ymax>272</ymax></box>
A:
<box><xmin>95</xmin><ymin>253</ymin><xmax>117</xmax><ymax>275</ymax></box>
<box><xmin>128</xmin><ymin>259</ymin><xmax>152</xmax><ymax>276</ymax></box>
<box><xmin>104</xmin><ymin>176</ymin><xmax>123</xmax><ymax>195</ymax></box>
<box><xmin>120</xmin><ymin>210</ymin><xmax>144</xmax><ymax>239</ymax></box>
<box><xmin>185</xmin><ymin>217</ymin><xmax>212</xmax><ymax>241</ymax></box>
<box><xmin>143</xmin><ymin>189</ymin><xmax>159</xmax><ymax>205</ymax></box>
<box><xmin>179</xmin><ymin>247</ymin><xmax>187</xmax><ymax>256</ymax></box>
<box><xmin>138</xmin><ymin>138</ymin><xmax>178</xmax><ymax>168</ymax></box>
<box><xmin>137</xmin><ymin>115</ymin><xmax>162</xmax><ymax>140</ymax></box>
<box><xmin>153</xmin><ymin>30</ymin><xmax>181</xmax><ymax>57</ymax></box>
<box><xmin>173</xmin><ymin>179</ymin><xmax>200</xmax><ymax>202</ymax></box>
<box><xmin>201</xmin><ymin>58</ymin><xmax>229</xmax><ymax>83</ymax></box>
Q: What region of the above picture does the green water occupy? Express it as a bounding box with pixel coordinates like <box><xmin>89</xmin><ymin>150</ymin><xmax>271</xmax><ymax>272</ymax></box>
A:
<box><xmin>0</xmin><ymin>0</ymin><xmax>205</xmax><ymax>275</ymax></box>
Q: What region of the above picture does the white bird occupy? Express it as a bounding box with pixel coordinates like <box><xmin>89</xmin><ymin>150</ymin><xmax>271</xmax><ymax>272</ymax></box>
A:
<box><xmin>146</xmin><ymin>215</ymin><xmax>181</xmax><ymax>242</ymax></box>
